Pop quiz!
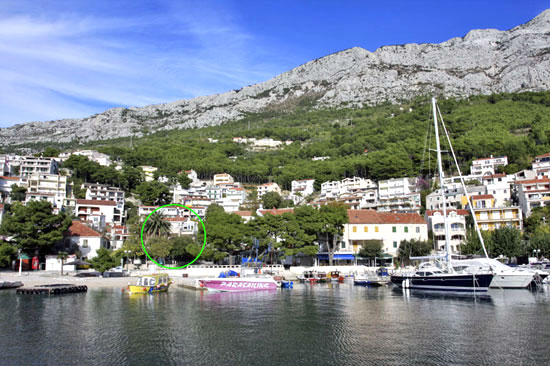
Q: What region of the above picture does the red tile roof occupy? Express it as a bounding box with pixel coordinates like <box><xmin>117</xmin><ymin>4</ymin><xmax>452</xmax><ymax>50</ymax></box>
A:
<box><xmin>64</xmin><ymin>220</ymin><xmax>102</xmax><ymax>237</ymax></box>
<box><xmin>425</xmin><ymin>209</ymin><xmax>469</xmax><ymax>217</ymax></box>
<box><xmin>347</xmin><ymin>210</ymin><xmax>426</xmax><ymax>224</ymax></box>
<box><xmin>0</xmin><ymin>176</ymin><xmax>20</xmax><ymax>181</ymax></box>
<box><xmin>482</xmin><ymin>173</ymin><xmax>506</xmax><ymax>180</ymax></box>
<box><xmin>0</xmin><ymin>203</ymin><xmax>3</xmax><ymax>210</ymax></box>
<box><xmin>233</xmin><ymin>211</ymin><xmax>252</xmax><ymax>217</ymax></box>
<box><xmin>535</xmin><ymin>153</ymin><xmax>550</xmax><ymax>159</ymax></box>
<box><xmin>471</xmin><ymin>195</ymin><xmax>495</xmax><ymax>200</ymax></box>
<box><xmin>259</xmin><ymin>208</ymin><xmax>294</xmax><ymax>216</ymax></box>
<box><xmin>516</xmin><ymin>178</ymin><xmax>550</xmax><ymax>185</ymax></box>
<box><xmin>76</xmin><ymin>199</ymin><xmax>117</xmax><ymax>206</ymax></box>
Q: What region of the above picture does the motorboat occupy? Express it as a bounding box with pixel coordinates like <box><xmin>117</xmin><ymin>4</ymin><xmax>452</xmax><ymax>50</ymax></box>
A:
<box><xmin>199</xmin><ymin>277</ymin><xmax>279</xmax><ymax>292</ymax></box>
<box><xmin>453</xmin><ymin>258</ymin><xmax>534</xmax><ymax>288</ymax></box>
<box><xmin>127</xmin><ymin>273</ymin><xmax>172</xmax><ymax>294</ymax></box>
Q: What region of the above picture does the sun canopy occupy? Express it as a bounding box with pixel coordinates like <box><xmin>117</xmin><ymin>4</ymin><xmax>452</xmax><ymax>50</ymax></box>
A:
<box><xmin>317</xmin><ymin>254</ymin><xmax>355</xmax><ymax>260</ymax></box>
<box><xmin>64</xmin><ymin>259</ymin><xmax>92</xmax><ymax>266</ymax></box>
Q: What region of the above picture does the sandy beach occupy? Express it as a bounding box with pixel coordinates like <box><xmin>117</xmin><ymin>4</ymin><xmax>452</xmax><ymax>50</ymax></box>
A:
<box><xmin>0</xmin><ymin>271</ymin><xmax>157</xmax><ymax>289</ymax></box>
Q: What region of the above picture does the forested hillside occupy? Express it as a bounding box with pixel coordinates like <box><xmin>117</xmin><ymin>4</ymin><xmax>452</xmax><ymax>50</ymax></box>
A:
<box><xmin>7</xmin><ymin>92</ymin><xmax>550</xmax><ymax>190</ymax></box>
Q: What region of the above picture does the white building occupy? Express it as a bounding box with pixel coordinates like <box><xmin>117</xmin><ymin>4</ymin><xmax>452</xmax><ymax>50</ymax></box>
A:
<box><xmin>139</xmin><ymin>166</ymin><xmax>158</xmax><ymax>182</ymax></box>
<box><xmin>320</xmin><ymin>180</ymin><xmax>343</xmax><ymax>199</ymax></box>
<box><xmin>377</xmin><ymin>192</ymin><xmax>421</xmax><ymax>214</ymax></box>
<box><xmin>21</xmin><ymin>173</ymin><xmax>68</xmax><ymax>210</ymax></box>
<box><xmin>83</xmin><ymin>183</ymin><xmax>125</xmax><ymax>210</ymax></box>
<box><xmin>532</xmin><ymin>153</ymin><xmax>550</xmax><ymax>173</ymax></box>
<box><xmin>62</xmin><ymin>220</ymin><xmax>109</xmax><ymax>259</ymax></box>
<box><xmin>426</xmin><ymin>185</ymin><xmax>486</xmax><ymax>211</ymax></box>
<box><xmin>481</xmin><ymin>173</ymin><xmax>512</xmax><ymax>206</ymax></box>
<box><xmin>470</xmin><ymin>155</ymin><xmax>508</xmax><ymax>176</ymax></box>
<box><xmin>343</xmin><ymin>210</ymin><xmax>428</xmax><ymax>257</ymax></box>
<box><xmin>0</xmin><ymin>203</ymin><xmax>4</xmax><ymax>226</ymax></box>
<box><xmin>20</xmin><ymin>157</ymin><xmax>59</xmax><ymax>177</ymax></box>
<box><xmin>164</xmin><ymin>217</ymin><xmax>198</xmax><ymax>236</ymax></box>
<box><xmin>76</xmin><ymin>199</ymin><xmax>121</xmax><ymax>226</ymax></box>
<box><xmin>60</xmin><ymin>150</ymin><xmax>112</xmax><ymax>166</ymax></box>
<box><xmin>425</xmin><ymin>209</ymin><xmax>468</xmax><ymax>254</ymax></box>
<box><xmin>0</xmin><ymin>176</ymin><xmax>21</xmax><ymax>198</ymax></box>
<box><xmin>213</xmin><ymin>173</ymin><xmax>234</xmax><ymax>185</ymax></box>
<box><xmin>514</xmin><ymin>178</ymin><xmax>550</xmax><ymax>217</ymax></box>
<box><xmin>257</xmin><ymin>182</ymin><xmax>282</xmax><ymax>198</ymax></box>
<box><xmin>291</xmin><ymin>179</ymin><xmax>315</xmax><ymax>204</ymax></box>
<box><xmin>378</xmin><ymin>177</ymin><xmax>419</xmax><ymax>199</ymax></box>
<box><xmin>341</xmin><ymin>177</ymin><xmax>376</xmax><ymax>193</ymax></box>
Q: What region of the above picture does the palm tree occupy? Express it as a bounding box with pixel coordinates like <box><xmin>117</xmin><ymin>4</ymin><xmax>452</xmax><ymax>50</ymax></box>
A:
<box><xmin>143</xmin><ymin>212</ymin><xmax>171</xmax><ymax>238</ymax></box>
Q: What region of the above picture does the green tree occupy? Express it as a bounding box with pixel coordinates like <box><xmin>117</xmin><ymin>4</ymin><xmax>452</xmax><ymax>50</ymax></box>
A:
<box><xmin>91</xmin><ymin>248</ymin><xmax>117</xmax><ymax>275</ymax></box>
<box><xmin>358</xmin><ymin>240</ymin><xmax>383</xmax><ymax>263</ymax></box>
<box><xmin>146</xmin><ymin>237</ymin><xmax>174</xmax><ymax>264</ymax></box>
<box><xmin>143</xmin><ymin>212</ymin><xmax>171</xmax><ymax>238</ymax></box>
<box><xmin>0</xmin><ymin>201</ymin><xmax>72</xmax><ymax>256</ymax></box>
<box><xmin>42</xmin><ymin>147</ymin><xmax>60</xmax><ymax>157</ymax></box>
<box><xmin>202</xmin><ymin>204</ymin><xmax>246</xmax><ymax>263</ymax></box>
<box><xmin>489</xmin><ymin>227</ymin><xmax>524</xmax><ymax>261</ymax></box>
<box><xmin>135</xmin><ymin>181</ymin><xmax>171</xmax><ymax>205</ymax></box>
<box><xmin>177</xmin><ymin>174</ymin><xmax>192</xmax><ymax>189</ymax></box>
<box><xmin>319</xmin><ymin>203</ymin><xmax>349</xmax><ymax>266</ymax></box>
<box><xmin>262</xmin><ymin>191</ymin><xmax>283</xmax><ymax>209</ymax></box>
<box><xmin>10</xmin><ymin>185</ymin><xmax>27</xmax><ymax>202</ymax></box>
<box><xmin>528</xmin><ymin>233</ymin><xmax>550</xmax><ymax>259</ymax></box>
<box><xmin>0</xmin><ymin>242</ymin><xmax>17</xmax><ymax>268</ymax></box>
<box><xmin>398</xmin><ymin>239</ymin><xmax>432</xmax><ymax>265</ymax></box>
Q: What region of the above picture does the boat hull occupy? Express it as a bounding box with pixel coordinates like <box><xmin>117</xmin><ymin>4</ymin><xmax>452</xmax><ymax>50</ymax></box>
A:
<box><xmin>200</xmin><ymin>278</ymin><xmax>279</xmax><ymax>292</ymax></box>
<box><xmin>128</xmin><ymin>284</ymin><xmax>170</xmax><ymax>294</ymax></box>
<box><xmin>490</xmin><ymin>273</ymin><xmax>534</xmax><ymax>288</ymax></box>
<box><xmin>390</xmin><ymin>273</ymin><xmax>493</xmax><ymax>292</ymax></box>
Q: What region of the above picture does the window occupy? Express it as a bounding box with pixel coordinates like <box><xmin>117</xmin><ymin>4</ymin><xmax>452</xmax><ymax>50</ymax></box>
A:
<box><xmin>393</xmin><ymin>241</ymin><xmax>397</xmax><ymax>248</ymax></box>
<box><xmin>341</xmin><ymin>241</ymin><xmax>346</xmax><ymax>249</ymax></box>
<box><xmin>392</xmin><ymin>226</ymin><xmax>396</xmax><ymax>233</ymax></box>
<box><xmin>416</xmin><ymin>227</ymin><xmax>420</xmax><ymax>233</ymax></box>
<box><xmin>404</xmin><ymin>227</ymin><xmax>408</xmax><ymax>233</ymax></box>
<box><xmin>83</xmin><ymin>239</ymin><xmax>88</xmax><ymax>248</ymax></box>
<box><xmin>375</xmin><ymin>226</ymin><xmax>379</xmax><ymax>233</ymax></box>
<box><xmin>364</xmin><ymin>226</ymin><xmax>368</xmax><ymax>232</ymax></box>
<box><xmin>352</xmin><ymin>226</ymin><xmax>357</xmax><ymax>233</ymax></box>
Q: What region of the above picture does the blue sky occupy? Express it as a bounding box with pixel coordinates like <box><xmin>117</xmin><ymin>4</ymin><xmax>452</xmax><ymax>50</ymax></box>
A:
<box><xmin>0</xmin><ymin>0</ymin><xmax>547</xmax><ymax>128</ymax></box>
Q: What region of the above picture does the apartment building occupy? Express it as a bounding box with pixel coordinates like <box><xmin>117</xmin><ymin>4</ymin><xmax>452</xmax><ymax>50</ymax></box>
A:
<box><xmin>343</xmin><ymin>210</ymin><xmax>428</xmax><ymax>257</ymax></box>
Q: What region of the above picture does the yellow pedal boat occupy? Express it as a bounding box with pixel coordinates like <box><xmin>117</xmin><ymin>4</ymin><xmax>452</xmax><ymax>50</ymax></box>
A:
<box><xmin>128</xmin><ymin>273</ymin><xmax>173</xmax><ymax>294</ymax></box>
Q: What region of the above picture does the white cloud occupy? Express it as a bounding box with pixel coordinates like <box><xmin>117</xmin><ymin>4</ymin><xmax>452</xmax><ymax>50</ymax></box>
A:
<box><xmin>0</xmin><ymin>3</ymin><xmax>286</xmax><ymax>127</ymax></box>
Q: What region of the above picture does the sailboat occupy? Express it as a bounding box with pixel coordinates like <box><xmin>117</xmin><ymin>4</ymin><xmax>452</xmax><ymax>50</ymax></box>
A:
<box><xmin>390</xmin><ymin>98</ymin><xmax>494</xmax><ymax>292</ymax></box>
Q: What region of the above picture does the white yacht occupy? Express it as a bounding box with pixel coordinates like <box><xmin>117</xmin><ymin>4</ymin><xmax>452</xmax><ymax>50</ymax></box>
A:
<box><xmin>453</xmin><ymin>258</ymin><xmax>534</xmax><ymax>288</ymax></box>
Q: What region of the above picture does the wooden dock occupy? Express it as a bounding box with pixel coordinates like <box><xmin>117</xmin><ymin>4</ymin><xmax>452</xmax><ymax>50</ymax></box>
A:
<box><xmin>16</xmin><ymin>284</ymin><xmax>88</xmax><ymax>295</ymax></box>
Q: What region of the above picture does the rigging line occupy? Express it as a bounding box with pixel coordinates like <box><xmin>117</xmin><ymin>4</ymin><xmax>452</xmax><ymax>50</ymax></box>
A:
<box><xmin>436</xmin><ymin>105</ymin><xmax>489</xmax><ymax>259</ymax></box>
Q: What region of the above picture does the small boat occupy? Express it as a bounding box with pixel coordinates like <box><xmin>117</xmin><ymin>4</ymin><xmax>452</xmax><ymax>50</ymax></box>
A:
<box><xmin>127</xmin><ymin>273</ymin><xmax>172</xmax><ymax>294</ymax></box>
<box><xmin>353</xmin><ymin>268</ymin><xmax>391</xmax><ymax>287</ymax></box>
<box><xmin>328</xmin><ymin>271</ymin><xmax>345</xmax><ymax>282</ymax></box>
<box><xmin>297</xmin><ymin>270</ymin><xmax>319</xmax><ymax>284</ymax></box>
<box><xmin>199</xmin><ymin>277</ymin><xmax>279</xmax><ymax>292</ymax></box>
<box><xmin>0</xmin><ymin>281</ymin><xmax>24</xmax><ymax>289</ymax></box>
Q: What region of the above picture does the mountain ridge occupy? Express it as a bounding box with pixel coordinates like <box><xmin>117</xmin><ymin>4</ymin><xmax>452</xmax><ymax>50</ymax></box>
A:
<box><xmin>2</xmin><ymin>10</ymin><xmax>550</xmax><ymax>146</ymax></box>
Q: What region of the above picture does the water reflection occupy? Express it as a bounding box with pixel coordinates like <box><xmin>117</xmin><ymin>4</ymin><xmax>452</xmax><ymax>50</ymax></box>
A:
<box><xmin>2</xmin><ymin>284</ymin><xmax>550</xmax><ymax>365</ymax></box>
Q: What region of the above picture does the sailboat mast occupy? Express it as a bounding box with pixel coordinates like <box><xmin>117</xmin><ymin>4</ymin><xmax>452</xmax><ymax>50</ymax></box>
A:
<box><xmin>432</xmin><ymin>98</ymin><xmax>453</xmax><ymax>270</ymax></box>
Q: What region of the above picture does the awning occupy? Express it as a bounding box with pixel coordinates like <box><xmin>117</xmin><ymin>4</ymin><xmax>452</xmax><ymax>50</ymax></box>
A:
<box><xmin>317</xmin><ymin>254</ymin><xmax>355</xmax><ymax>260</ymax></box>
<box><xmin>375</xmin><ymin>254</ymin><xmax>394</xmax><ymax>259</ymax></box>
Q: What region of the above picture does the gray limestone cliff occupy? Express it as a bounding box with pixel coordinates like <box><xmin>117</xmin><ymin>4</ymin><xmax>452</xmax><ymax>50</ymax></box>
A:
<box><xmin>2</xmin><ymin>10</ymin><xmax>550</xmax><ymax>146</ymax></box>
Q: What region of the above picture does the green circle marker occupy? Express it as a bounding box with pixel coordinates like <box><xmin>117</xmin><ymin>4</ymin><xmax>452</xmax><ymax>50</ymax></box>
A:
<box><xmin>140</xmin><ymin>203</ymin><xmax>206</xmax><ymax>269</ymax></box>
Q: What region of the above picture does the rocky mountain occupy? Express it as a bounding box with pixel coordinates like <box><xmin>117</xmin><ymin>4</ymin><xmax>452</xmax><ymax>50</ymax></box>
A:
<box><xmin>2</xmin><ymin>10</ymin><xmax>550</xmax><ymax>146</ymax></box>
